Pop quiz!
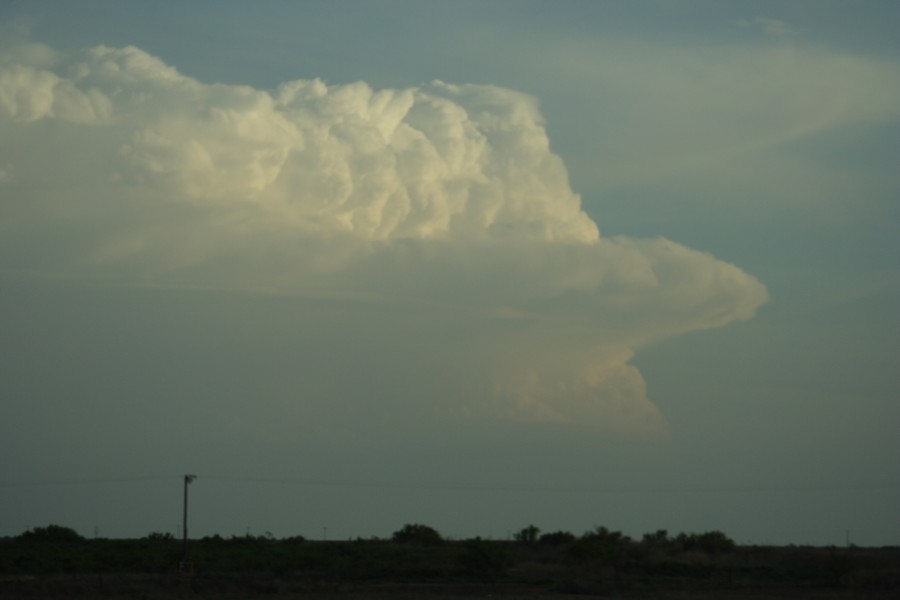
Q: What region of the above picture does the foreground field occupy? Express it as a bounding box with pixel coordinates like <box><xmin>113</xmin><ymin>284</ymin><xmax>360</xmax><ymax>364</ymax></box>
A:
<box><xmin>2</xmin><ymin>526</ymin><xmax>898</xmax><ymax>598</ymax></box>
<box><xmin>4</xmin><ymin>576</ymin><xmax>900</xmax><ymax>599</ymax></box>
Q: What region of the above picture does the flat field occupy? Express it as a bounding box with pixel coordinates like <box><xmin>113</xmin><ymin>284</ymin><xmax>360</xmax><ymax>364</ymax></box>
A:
<box><xmin>2</xmin><ymin>533</ymin><xmax>897</xmax><ymax>598</ymax></box>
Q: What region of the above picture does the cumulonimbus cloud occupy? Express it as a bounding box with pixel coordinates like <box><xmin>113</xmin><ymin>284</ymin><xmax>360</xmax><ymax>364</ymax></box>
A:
<box><xmin>0</xmin><ymin>42</ymin><xmax>768</xmax><ymax>436</ymax></box>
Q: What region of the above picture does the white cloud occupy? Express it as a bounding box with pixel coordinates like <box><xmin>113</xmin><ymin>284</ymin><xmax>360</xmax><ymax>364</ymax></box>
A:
<box><xmin>0</xmin><ymin>63</ymin><xmax>112</xmax><ymax>123</ymax></box>
<box><xmin>0</xmin><ymin>42</ymin><xmax>768</xmax><ymax>436</ymax></box>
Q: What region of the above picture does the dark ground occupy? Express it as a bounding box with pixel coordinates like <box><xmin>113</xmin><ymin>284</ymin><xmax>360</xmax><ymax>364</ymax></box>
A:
<box><xmin>2</xmin><ymin>527</ymin><xmax>898</xmax><ymax>598</ymax></box>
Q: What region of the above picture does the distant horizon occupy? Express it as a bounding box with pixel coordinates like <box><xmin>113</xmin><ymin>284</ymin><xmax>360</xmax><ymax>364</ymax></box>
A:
<box><xmin>8</xmin><ymin>519</ymin><xmax>891</xmax><ymax>549</ymax></box>
<box><xmin>4</xmin><ymin>474</ymin><xmax>896</xmax><ymax>546</ymax></box>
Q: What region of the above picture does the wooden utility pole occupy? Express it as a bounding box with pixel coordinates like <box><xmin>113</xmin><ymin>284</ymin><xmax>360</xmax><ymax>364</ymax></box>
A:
<box><xmin>182</xmin><ymin>475</ymin><xmax>196</xmax><ymax>566</ymax></box>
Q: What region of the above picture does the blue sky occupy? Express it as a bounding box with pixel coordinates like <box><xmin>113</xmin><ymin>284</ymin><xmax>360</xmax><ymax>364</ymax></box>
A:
<box><xmin>1</xmin><ymin>1</ymin><xmax>898</xmax><ymax>545</ymax></box>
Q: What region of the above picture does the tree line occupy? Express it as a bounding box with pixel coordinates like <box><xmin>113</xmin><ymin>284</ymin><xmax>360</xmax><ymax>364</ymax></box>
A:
<box><xmin>3</xmin><ymin>522</ymin><xmax>897</xmax><ymax>596</ymax></box>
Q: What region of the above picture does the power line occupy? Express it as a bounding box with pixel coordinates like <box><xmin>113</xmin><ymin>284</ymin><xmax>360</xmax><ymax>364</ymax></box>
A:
<box><xmin>2</xmin><ymin>475</ymin><xmax>897</xmax><ymax>495</ymax></box>
<box><xmin>197</xmin><ymin>475</ymin><xmax>900</xmax><ymax>495</ymax></box>
<box><xmin>0</xmin><ymin>476</ymin><xmax>179</xmax><ymax>488</ymax></box>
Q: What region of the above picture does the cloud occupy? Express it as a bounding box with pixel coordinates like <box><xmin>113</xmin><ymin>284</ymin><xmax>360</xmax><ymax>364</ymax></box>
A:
<box><xmin>737</xmin><ymin>17</ymin><xmax>796</xmax><ymax>39</ymax></box>
<box><xmin>497</xmin><ymin>33</ymin><xmax>900</xmax><ymax>222</ymax></box>
<box><xmin>0</xmin><ymin>42</ymin><xmax>767</xmax><ymax>437</ymax></box>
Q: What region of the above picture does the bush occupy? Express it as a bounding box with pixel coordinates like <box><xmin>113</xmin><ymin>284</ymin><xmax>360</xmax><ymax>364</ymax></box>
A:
<box><xmin>514</xmin><ymin>525</ymin><xmax>541</xmax><ymax>544</ymax></box>
<box><xmin>16</xmin><ymin>525</ymin><xmax>83</xmax><ymax>543</ymax></box>
<box><xmin>539</xmin><ymin>531</ymin><xmax>576</xmax><ymax>546</ymax></box>
<box><xmin>642</xmin><ymin>529</ymin><xmax>670</xmax><ymax>547</ymax></box>
<box><xmin>691</xmin><ymin>531</ymin><xmax>736</xmax><ymax>554</ymax></box>
<box><xmin>568</xmin><ymin>527</ymin><xmax>632</xmax><ymax>562</ymax></box>
<box><xmin>391</xmin><ymin>523</ymin><xmax>443</xmax><ymax>546</ymax></box>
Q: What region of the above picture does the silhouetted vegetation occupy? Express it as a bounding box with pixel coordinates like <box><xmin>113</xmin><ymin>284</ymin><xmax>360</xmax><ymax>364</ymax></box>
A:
<box><xmin>538</xmin><ymin>530</ymin><xmax>576</xmax><ymax>546</ymax></box>
<box><xmin>514</xmin><ymin>524</ymin><xmax>540</xmax><ymax>544</ymax></box>
<box><xmin>1</xmin><ymin>523</ymin><xmax>898</xmax><ymax>598</ymax></box>
<box><xmin>390</xmin><ymin>523</ymin><xmax>443</xmax><ymax>546</ymax></box>
<box><xmin>14</xmin><ymin>524</ymin><xmax>83</xmax><ymax>543</ymax></box>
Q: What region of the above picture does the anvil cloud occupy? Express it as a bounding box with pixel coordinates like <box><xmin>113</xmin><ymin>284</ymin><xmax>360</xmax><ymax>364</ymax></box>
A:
<box><xmin>0</xmin><ymin>42</ymin><xmax>767</xmax><ymax>435</ymax></box>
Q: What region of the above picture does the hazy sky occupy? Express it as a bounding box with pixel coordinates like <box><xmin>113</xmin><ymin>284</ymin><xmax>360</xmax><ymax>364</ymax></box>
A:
<box><xmin>1</xmin><ymin>1</ymin><xmax>898</xmax><ymax>546</ymax></box>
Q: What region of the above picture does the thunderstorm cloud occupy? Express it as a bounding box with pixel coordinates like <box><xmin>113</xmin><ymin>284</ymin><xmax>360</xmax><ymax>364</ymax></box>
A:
<box><xmin>0</xmin><ymin>43</ymin><xmax>768</xmax><ymax>436</ymax></box>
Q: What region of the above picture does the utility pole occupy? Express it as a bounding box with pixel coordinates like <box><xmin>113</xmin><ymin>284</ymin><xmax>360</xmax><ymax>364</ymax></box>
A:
<box><xmin>182</xmin><ymin>475</ymin><xmax>196</xmax><ymax>568</ymax></box>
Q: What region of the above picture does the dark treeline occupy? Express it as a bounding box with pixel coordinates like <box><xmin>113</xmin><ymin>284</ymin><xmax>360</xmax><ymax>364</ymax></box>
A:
<box><xmin>2</xmin><ymin>523</ymin><xmax>899</xmax><ymax>598</ymax></box>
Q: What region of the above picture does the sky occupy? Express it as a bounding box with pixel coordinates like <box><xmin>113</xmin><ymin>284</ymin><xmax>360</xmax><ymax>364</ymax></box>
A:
<box><xmin>1</xmin><ymin>0</ymin><xmax>898</xmax><ymax>546</ymax></box>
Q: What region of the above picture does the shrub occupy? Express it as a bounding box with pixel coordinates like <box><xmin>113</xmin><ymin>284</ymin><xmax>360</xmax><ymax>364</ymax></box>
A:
<box><xmin>673</xmin><ymin>531</ymin><xmax>736</xmax><ymax>554</ymax></box>
<box><xmin>692</xmin><ymin>531</ymin><xmax>736</xmax><ymax>554</ymax></box>
<box><xmin>642</xmin><ymin>529</ymin><xmax>670</xmax><ymax>547</ymax></box>
<box><xmin>391</xmin><ymin>523</ymin><xmax>443</xmax><ymax>546</ymax></box>
<box><xmin>16</xmin><ymin>525</ymin><xmax>83</xmax><ymax>543</ymax></box>
<box><xmin>539</xmin><ymin>531</ymin><xmax>576</xmax><ymax>546</ymax></box>
<box><xmin>568</xmin><ymin>527</ymin><xmax>632</xmax><ymax>562</ymax></box>
<box><xmin>514</xmin><ymin>525</ymin><xmax>541</xmax><ymax>544</ymax></box>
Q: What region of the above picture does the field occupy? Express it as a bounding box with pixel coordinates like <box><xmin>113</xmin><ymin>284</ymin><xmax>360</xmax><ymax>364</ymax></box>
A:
<box><xmin>2</xmin><ymin>526</ymin><xmax>898</xmax><ymax>598</ymax></box>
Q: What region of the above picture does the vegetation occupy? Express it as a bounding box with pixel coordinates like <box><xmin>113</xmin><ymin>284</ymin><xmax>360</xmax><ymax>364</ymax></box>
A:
<box><xmin>514</xmin><ymin>524</ymin><xmax>540</xmax><ymax>544</ymax></box>
<box><xmin>390</xmin><ymin>523</ymin><xmax>443</xmax><ymax>546</ymax></box>
<box><xmin>1</xmin><ymin>523</ymin><xmax>897</xmax><ymax>598</ymax></box>
<box><xmin>13</xmin><ymin>524</ymin><xmax>83</xmax><ymax>543</ymax></box>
